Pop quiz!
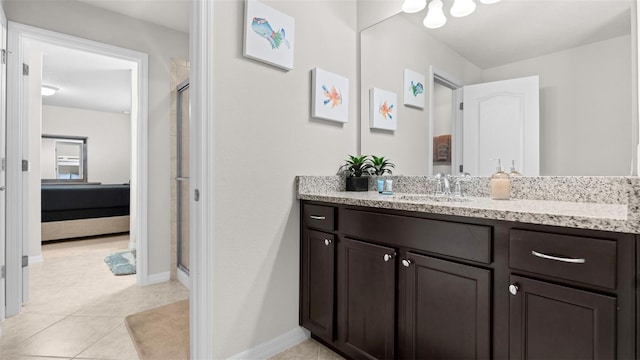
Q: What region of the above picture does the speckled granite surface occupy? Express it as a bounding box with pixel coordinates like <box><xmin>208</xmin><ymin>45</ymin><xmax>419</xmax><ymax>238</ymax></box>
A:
<box><xmin>296</xmin><ymin>176</ymin><xmax>640</xmax><ymax>234</ymax></box>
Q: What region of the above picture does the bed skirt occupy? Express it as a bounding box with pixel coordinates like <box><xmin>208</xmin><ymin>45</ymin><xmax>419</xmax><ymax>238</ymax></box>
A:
<box><xmin>41</xmin><ymin>215</ymin><xmax>130</xmax><ymax>241</ymax></box>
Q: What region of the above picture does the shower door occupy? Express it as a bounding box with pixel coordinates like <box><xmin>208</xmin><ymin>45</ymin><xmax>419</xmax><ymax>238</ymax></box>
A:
<box><xmin>177</xmin><ymin>80</ymin><xmax>190</xmax><ymax>274</ymax></box>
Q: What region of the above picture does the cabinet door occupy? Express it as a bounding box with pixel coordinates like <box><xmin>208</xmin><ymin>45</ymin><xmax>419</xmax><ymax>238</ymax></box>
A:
<box><xmin>338</xmin><ymin>238</ymin><xmax>396</xmax><ymax>360</ymax></box>
<box><xmin>400</xmin><ymin>252</ymin><xmax>491</xmax><ymax>359</ymax></box>
<box><xmin>509</xmin><ymin>275</ymin><xmax>616</xmax><ymax>359</ymax></box>
<box><xmin>300</xmin><ymin>229</ymin><xmax>335</xmax><ymax>342</ymax></box>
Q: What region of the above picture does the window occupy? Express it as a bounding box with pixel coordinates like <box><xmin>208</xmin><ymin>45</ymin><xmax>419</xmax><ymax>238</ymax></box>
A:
<box><xmin>41</xmin><ymin>135</ymin><xmax>88</xmax><ymax>183</ymax></box>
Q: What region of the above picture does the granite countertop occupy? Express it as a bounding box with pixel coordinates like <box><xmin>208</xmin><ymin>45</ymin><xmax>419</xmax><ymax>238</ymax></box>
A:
<box><xmin>296</xmin><ymin>176</ymin><xmax>640</xmax><ymax>234</ymax></box>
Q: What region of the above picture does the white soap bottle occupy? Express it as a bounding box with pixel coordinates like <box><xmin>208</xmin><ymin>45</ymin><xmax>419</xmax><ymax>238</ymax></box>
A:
<box><xmin>509</xmin><ymin>160</ymin><xmax>522</xmax><ymax>177</ymax></box>
<box><xmin>490</xmin><ymin>158</ymin><xmax>510</xmax><ymax>200</ymax></box>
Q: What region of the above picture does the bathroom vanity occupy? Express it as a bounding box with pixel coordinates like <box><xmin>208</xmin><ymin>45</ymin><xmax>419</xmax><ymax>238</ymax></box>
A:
<box><xmin>297</xmin><ymin>176</ymin><xmax>640</xmax><ymax>359</ymax></box>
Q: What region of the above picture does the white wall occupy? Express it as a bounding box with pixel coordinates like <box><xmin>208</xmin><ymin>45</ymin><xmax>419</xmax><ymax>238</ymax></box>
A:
<box><xmin>483</xmin><ymin>35</ymin><xmax>632</xmax><ymax>176</ymax></box>
<box><xmin>28</xmin><ymin>50</ymin><xmax>42</xmax><ymax>260</ymax></box>
<box><xmin>4</xmin><ymin>0</ymin><xmax>189</xmax><ymax>275</ymax></box>
<box><xmin>212</xmin><ymin>0</ymin><xmax>357</xmax><ymax>357</ymax></box>
<box><xmin>41</xmin><ymin>105</ymin><xmax>131</xmax><ymax>184</ymax></box>
<box><xmin>360</xmin><ymin>14</ymin><xmax>482</xmax><ymax>175</ymax></box>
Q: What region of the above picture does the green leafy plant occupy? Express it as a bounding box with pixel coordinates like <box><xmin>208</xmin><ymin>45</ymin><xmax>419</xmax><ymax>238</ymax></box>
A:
<box><xmin>370</xmin><ymin>155</ymin><xmax>395</xmax><ymax>176</ymax></box>
<box><xmin>340</xmin><ymin>155</ymin><xmax>373</xmax><ymax>177</ymax></box>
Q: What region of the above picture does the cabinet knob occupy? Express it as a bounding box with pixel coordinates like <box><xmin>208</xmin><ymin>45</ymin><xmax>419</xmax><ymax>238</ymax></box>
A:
<box><xmin>383</xmin><ymin>253</ymin><xmax>394</xmax><ymax>262</ymax></box>
<box><xmin>324</xmin><ymin>239</ymin><xmax>332</xmax><ymax>246</ymax></box>
<box><xmin>509</xmin><ymin>283</ymin><xmax>519</xmax><ymax>296</ymax></box>
<box><xmin>402</xmin><ymin>259</ymin><xmax>412</xmax><ymax>267</ymax></box>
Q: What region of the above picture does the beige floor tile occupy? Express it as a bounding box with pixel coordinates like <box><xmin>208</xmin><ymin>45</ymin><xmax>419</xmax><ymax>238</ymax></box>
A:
<box><xmin>20</xmin><ymin>314</ymin><xmax>120</xmax><ymax>358</ymax></box>
<box><xmin>269</xmin><ymin>339</ymin><xmax>320</xmax><ymax>360</ymax></box>
<box><xmin>18</xmin><ymin>357</ymin><xmax>73</xmax><ymax>360</ymax></box>
<box><xmin>75</xmin><ymin>323</ymin><xmax>139</xmax><ymax>360</ymax></box>
<box><xmin>0</xmin><ymin>313</ymin><xmax>66</xmax><ymax>344</ymax></box>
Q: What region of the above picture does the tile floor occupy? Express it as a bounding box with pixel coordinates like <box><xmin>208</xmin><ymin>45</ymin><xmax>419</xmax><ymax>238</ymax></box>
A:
<box><xmin>0</xmin><ymin>233</ymin><xmax>342</xmax><ymax>360</ymax></box>
<box><xmin>0</xmin><ymin>234</ymin><xmax>189</xmax><ymax>360</ymax></box>
<box><xmin>268</xmin><ymin>339</ymin><xmax>345</xmax><ymax>360</ymax></box>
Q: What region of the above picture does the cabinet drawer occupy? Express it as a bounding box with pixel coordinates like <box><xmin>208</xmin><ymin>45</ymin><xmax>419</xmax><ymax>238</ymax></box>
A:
<box><xmin>341</xmin><ymin>209</ymin><xmax>492</xmax><ymax>264</ymax></box>
<box><xmin>509</xmin><ymin>229</ymin><xmax>616</xmax><ymax>289</ymax></box>
<box><xmin>303</xmin><ymin>204</ymin><xmax>336</xmax><ymax>232</ymax></box>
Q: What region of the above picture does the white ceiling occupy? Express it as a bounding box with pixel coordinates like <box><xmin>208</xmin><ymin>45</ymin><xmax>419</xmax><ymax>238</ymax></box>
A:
<box><xmin>404</xmin><ymin>0</ymin><xmax>632</xmax><ymax>69</ymax></box>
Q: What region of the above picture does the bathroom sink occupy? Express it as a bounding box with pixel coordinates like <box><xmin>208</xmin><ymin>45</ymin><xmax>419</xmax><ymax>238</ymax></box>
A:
<box><xmin>396</xmin><ymin>194</ymin><xmax>471</xmax><ymax>203</ymax></box>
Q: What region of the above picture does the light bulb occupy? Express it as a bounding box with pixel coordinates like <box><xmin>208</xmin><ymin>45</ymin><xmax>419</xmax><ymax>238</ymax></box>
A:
<box><xmin>450</xmin><ymin>0</ymin><xmax>476</xmax><ymax>17</ymax></box>
<box><xmin>479</xmin><ymin>0</ymin><xmax>500</xmax><ymax>3</ymax></box>
<box><xmin>401</xmin><ymin>0</ymin><xmax>427</xmax><ymax>13</ymax></box>
<box><xmin>41</xmin><ymin>85</ymin><xmax>58</xmax><ymax>96</ymax></box>
<box><xmin>423</xmin><ymin>0</ymin><xmax>447</xmax><ymax>29</ymax></box>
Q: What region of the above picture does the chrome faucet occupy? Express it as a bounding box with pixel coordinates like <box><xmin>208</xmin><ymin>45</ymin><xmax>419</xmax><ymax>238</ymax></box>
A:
<box><xmin>434</xmin><ymin>173</ymin><xmax>471</xmax><ymax>197</ymax></box>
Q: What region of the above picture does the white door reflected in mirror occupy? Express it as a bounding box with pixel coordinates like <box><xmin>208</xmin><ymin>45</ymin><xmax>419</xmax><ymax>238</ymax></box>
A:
<box><xmin>462</xmin><ymin>76</ymin><xmax>540</xmax><ymax>176</ymax></box>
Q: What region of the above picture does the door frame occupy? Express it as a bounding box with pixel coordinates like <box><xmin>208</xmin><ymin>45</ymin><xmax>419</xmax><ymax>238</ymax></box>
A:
<box><xmin>428</xmin><ymin>66</ymin><xmax>462</xmax><ymax>175</ymax></box>
<box><xmin>5</xmin><ymin>22</ymin><xmax>149</xmax><ymax>317</ymax></box>
<box><xmin>190</xmin><ymin>0</ymin><xmax>215</xmax><ymax>358</ymax></box>
<box><xmin>0</xmin><ymin>3</ymin><xmax>7</xmax><ymax>331</ymax></box>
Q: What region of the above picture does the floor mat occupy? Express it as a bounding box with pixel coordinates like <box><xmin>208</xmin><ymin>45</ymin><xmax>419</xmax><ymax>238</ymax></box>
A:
<box><xmin>125</xmin><ymin>300</ymin><xmax>190</xmax><ymax>360</ymax></box>
<box><xmin>104</xmin><ymin>251</ymin><xmax>136</xmax><ymax>275</ymax></box>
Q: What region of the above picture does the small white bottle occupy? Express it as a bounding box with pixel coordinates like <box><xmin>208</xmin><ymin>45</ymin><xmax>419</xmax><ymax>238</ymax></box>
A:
<box><xmin>490</xmin><ymin>158</ymin><xmax>510</xmax><ymax>200</ymax></box>
<box><xmin>509</xmin><ymin>160</ymin><xmax>522</xmax><ymax>177</ymax></box>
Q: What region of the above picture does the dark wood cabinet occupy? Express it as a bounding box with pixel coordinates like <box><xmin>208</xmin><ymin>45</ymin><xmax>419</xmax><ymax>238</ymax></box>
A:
<box><xmin>509</xmin><ymin>275</ymin><xmax>616</xmax><ymax>359</ymax></box>
<box><xmin>299</xmin><ymin>201</ymin><xmax>637</xmax><ymax>359</ymax></box>
<box><xmin>300</xmin><ymin>229</ymin><xmax>335</xmax><ymax>342</ymax></box>
<box><xmin>337</xmin><ymin>238</ymin><xmax>396</xmax><ymax>360</ymax></box>
<box><xmin>400</xmin><ymin>252</ymin><xmax>491</xmax><ymax>359</ymax></box>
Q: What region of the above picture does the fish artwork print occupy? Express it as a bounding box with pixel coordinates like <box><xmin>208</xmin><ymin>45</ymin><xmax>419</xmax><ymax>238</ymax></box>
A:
<box><xmin>410</xmin><ymin>81</ymin><xmax>424</xmax><ymax>97</ymax></box>
<box><xmin>379</xmin><ymin>101</ymin><xmax>394</xmax><ymax>120</ymax></box>
<box><xmin>322</xmin><ymin>85</ymin><xmax>343</xmax><ymax>108</ymax></box>
<box><xmin>251</xmin><ymin>17</ymin><xmax>291</xmax><ymax>50</ymax></box>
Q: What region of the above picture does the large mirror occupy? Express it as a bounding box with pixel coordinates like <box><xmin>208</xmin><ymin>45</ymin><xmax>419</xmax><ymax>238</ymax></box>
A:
<box><xmin>360</xmin><ymin>0</ymin><xmax>637</xmax><ymax>176</ymax></box>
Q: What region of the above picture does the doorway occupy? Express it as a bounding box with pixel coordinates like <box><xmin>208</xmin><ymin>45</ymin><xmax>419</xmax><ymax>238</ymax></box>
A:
<box><xmin>429</xmin><ymin>67</ymin><xmax>462</xmax><ymax>176</ymax></box>
<box><xmin>5</xmin><ymin>22</ymin><xmax>149</xmax><ymax>317</ymax></box>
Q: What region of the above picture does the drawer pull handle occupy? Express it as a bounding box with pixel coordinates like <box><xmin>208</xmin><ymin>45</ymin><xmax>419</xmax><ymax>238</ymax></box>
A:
<box><xmin>309</xmin><ymin>215</ymin><xmax>326</xmax><ymax>220</ymax></box>
<box><xmin>402</xmin><ymin>259</ymin><xmax>412</xmax><ymax>267</ymax></box>
<box><xmin>383</xmin><ymin>253</ymin><xmax>394</xmax><ymax>262</ymax></box>
<box><xmin>324</xmin><ymin>239</ymin><xmax>332</xmax><ymax>246</ymax></box>
<box><xmin>509</xmin><ymin>283</ymin><xmax>519</xmax><ymax>296</ymax></box>
<box><xmin>531</xmin><ymin>251</ymin><xmax>586</xmax><ymax>264</ymax></box>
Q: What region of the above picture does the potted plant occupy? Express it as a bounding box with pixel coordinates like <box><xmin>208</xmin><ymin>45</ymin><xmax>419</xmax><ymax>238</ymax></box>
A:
<box><xmin>340</xmin><ymin>155</ymin><xmax>372</xmax><ymax>191</ymax></box>
<box><xmin>370</xmin><ymin>155</ymin><xmax>395</xmax><ymax>176</ymax></box>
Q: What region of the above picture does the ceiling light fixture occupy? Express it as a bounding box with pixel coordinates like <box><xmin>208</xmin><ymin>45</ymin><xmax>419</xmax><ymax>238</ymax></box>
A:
<box><xmin>41</xmin><ymin>85</ymin><xmax>59</xmax><ymax>96</ymax></box>
<box><xmin>402</xmin><ymin>0</ymin><xmax>427</xmax><ymax>13</ymax></box>
<box><xmin>423</xmin><ymin>0</ymin><xmax>447</xmax><ymax>29</ymax></box>
<box><xmin>407</xmin><ymin>0</ymin><xmax>500</xmax><ymax>29</ymax></box>
<box><xmin>450</xmin><ymin>0</ymin><xmax>476</xmax><ymax>17</ymax></box>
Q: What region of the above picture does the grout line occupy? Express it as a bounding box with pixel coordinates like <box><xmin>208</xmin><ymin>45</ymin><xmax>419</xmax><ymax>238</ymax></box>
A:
<box><xmin>70</xmin><ymin>320</ymin><xmax>122</xmax><ymax>360</ymax></box>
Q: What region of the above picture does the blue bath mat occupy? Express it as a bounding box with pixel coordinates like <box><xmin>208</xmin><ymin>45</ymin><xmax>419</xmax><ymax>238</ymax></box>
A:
<box><xmin>104</xmin><ymin>251</ymin><xmax>136</xmax><ymax>276</ymax></box>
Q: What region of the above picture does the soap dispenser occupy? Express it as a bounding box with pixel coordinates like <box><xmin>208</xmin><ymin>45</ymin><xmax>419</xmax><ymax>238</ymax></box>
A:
<box><xmin>509</xmin><ymin>160</ymin><xmax>522</xmax><ymax>177</ymax></box>
<box><xmin>490</xmin><ymin>158</ymin><xmax>510</xmax><ymax>200</ymax></box>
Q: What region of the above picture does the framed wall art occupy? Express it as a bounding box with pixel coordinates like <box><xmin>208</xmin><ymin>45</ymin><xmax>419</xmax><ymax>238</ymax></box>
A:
<box><xmin>403</xmin><ymin>69</ymin><xmax>425</xmax><ymax>109</ymax></box>
<box><xmin>311</xmin><ymin>68</ymin><xmax>349</xmax><ymax>123</ymax></box>
<box><xmin>370</xmin><ymin>88</ymin><xmax>397</xmax><ymax>131</ymax></box>
<box><xmin>243</xmin><ymin>0</ymin><xmax>295</xmax><ymax>70</ymax></box>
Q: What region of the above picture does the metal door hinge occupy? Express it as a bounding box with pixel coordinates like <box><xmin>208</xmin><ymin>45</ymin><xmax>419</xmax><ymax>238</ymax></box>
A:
<box><xmin>1</xmin><ymin>265</ymin><xmax>5</xmax><ymax>279</ymax></box>
<box><xmin>22</xmin><ymin>256</ymin><xmax>28</xmax><ymax>268</ymax></box>
<box><xmin>194</xmin><ymin>189</ymin><xmax>200</xmax><ymax>202</ymax></box>
<box><xmin>459</xmin><ymin>165</ymin><xmax>464</xmax><ymax>173</ymax></box>
<box><xmin>2</xmin><ymin>157</ymin><xmax>6</xmax><ymax>172</ymax></box>
<box><xmin>22</xmin><ymin>160</ymin><xmax>29</xmax><ymax>172</ymax></box>
<box><xmin>459</xmin><ymin>102</ymin><xmax>464</xmax><ymax>110</ymax></box>
<box><xmin>23</xmin><ymin>63</ymin><xmax>29</xmax><ymax>76</ymax></box>
<box><xmin>1</xmin><ymin>49</ymin><xmax>6</xmax><ymax>65</ymax></box>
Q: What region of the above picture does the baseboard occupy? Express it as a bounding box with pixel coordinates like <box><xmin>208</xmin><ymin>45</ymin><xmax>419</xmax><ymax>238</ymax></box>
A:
<box><xmin>29</xmin><ymin>255</ymin><xmax>43</xmax><ymax>265</ymax></box>
<box><xmin>146</xmin><ymin>271</ymin><xmax>170</xmax><ymax>285</ymax></box>
<box><xmin>177</xmin><ymin>267</ymin><xmax>190</xmax><ymax>289</ymax></box>
<box><xmin>226</xmin><ymin>327</ymin><xmax>310</xmax><ymax>360</ymax></box>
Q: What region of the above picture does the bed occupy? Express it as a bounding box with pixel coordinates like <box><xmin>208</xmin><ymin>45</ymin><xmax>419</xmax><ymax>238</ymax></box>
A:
<box><xmin>41</xmin><ymin>184</ymin><xmax>130</xmax><ymax>241</ymax></box>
